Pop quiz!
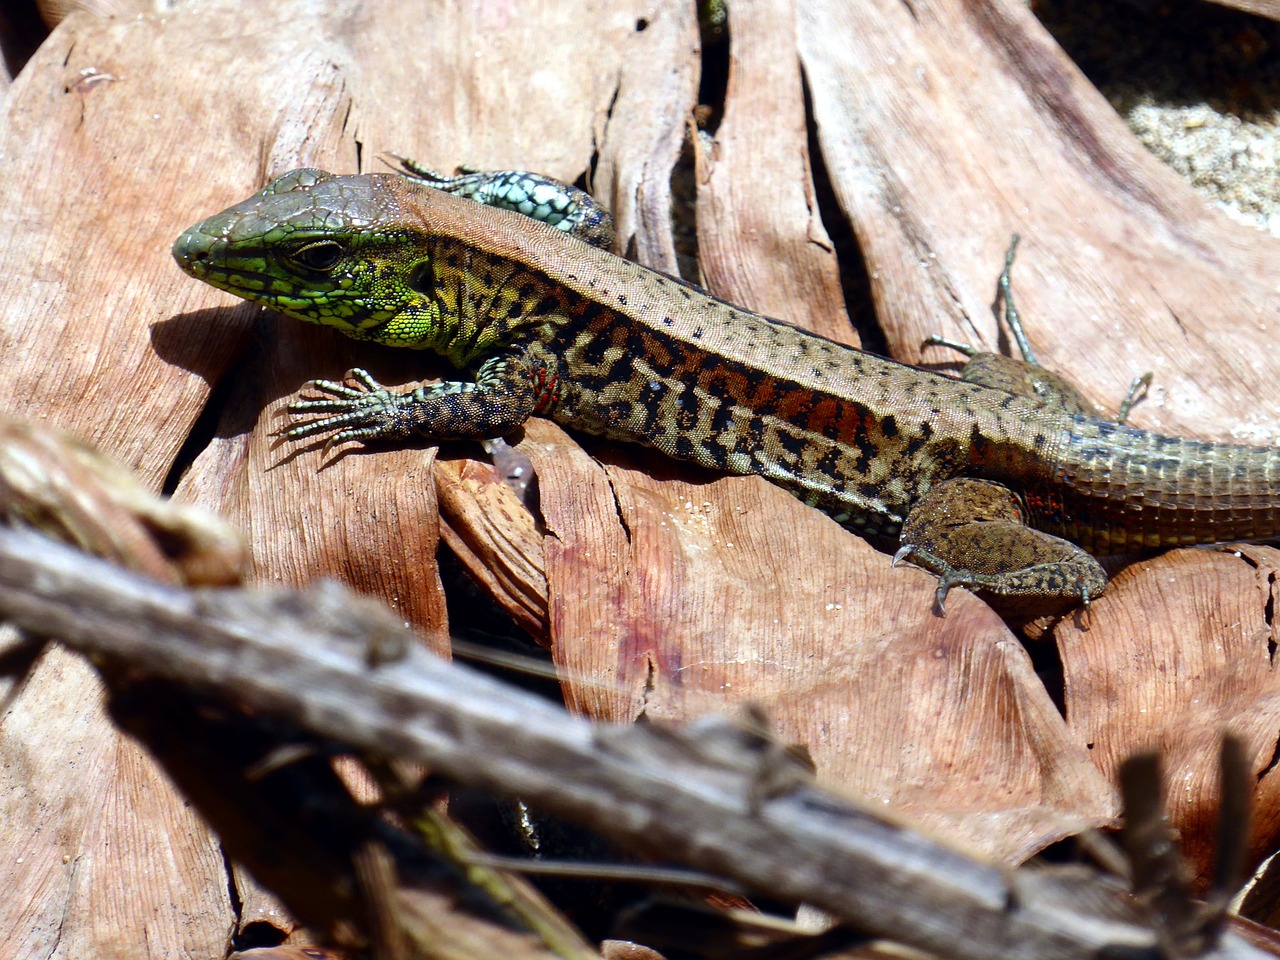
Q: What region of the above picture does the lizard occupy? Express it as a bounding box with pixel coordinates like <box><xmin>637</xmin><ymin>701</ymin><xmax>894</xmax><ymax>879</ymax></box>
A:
<box><xmin>172</xmin><ymin>166</ymin><xmax>1280</xmax><ymax>615</ymax></box>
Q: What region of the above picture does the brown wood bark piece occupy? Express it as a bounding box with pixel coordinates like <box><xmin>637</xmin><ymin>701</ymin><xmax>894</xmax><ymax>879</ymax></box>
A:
<box><xmin>1061</xmin><ymin>545</ymin><xmax>1280</xmax><ymax>890</ymax></box>
<box><xmin>1</xmin><ymin>19</ymin><xmax>252</xmax><ymax>483</ymax></box>
<box><xmin>592</xmin><ymin>2</ymin><xmax>700</xmax><ymax>272</ymax></box>
<box><xmin>695</xmin><ymin>0</ymin><xmax>853</xmax><ymax>346</ymax></box>
<box><xmin>435</xmin><ymin>455</ymin><xmax>549</xmax><ymax>642</ymax></box>
<box><xmin>0</xmin><ymin>646</ymin><xmax>232</xmax><ymax>959</ymax></box>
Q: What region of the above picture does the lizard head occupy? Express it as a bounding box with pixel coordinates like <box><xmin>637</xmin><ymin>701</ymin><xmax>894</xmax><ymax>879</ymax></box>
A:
<box><xmin>172</xmin><ymin>168</ymin><xmax>445</xmax><ymax>349</ymax></box>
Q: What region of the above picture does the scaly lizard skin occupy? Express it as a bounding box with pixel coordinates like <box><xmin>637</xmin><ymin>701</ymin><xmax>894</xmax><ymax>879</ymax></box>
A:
<box><xmin>172</xmin><ymin>168</ymin><xmax>1280</xmax><ymax>613</ymax></box>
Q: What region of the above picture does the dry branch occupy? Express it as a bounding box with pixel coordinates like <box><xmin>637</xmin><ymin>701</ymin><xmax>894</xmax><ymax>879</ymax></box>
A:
<box><xmin>0</xmin><ymin>525</ymin><xmax>1272</xmax><ymax>960</ymax></box>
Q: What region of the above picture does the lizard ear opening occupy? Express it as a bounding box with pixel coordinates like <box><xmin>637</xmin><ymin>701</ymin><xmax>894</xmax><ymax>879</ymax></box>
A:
<box><xmin>408</xmin><ymin>260</ymin><xmax>435</xmax><ymax>294</ymax></box>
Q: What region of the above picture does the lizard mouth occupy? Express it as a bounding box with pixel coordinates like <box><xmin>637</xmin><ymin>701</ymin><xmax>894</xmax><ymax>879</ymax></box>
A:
<box><xmin>171</xmin><ymin>230</ymin><xmax>280</xmax><ymax>300</ymax></box>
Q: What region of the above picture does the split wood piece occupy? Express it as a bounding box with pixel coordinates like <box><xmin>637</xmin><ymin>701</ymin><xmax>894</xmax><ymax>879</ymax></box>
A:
<box><xmin>590</xmin><ymin>2</ymin><xmax>700</xmax><ymax>274</ymax></box>
<box><xmin>434</xmin><ymin>456</ymin><xmax>549</xmax><ymax>643</ymax></box>
<box><xmin>1060</xmin><ymin>545</ymin><xmax>1280</xmax><ymax>898</ymax></box>
<box><xmin>693</xmin><ymin>0</ymin><xmax>852</xmax><ymax>346</ymax></box>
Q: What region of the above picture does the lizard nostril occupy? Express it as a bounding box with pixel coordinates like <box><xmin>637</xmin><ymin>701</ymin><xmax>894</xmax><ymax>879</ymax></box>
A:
<box><xmin>171</xmin><ymin>232</ymin><xmax>211</xmax><ymax>268</ymax></box>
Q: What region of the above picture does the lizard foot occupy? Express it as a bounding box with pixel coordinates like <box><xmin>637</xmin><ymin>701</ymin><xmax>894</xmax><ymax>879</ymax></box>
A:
<box><xmin>283</xmin><ymin>368</ymin><xmax>425</xmax><ymax>450</ymax></box>
<box><xmin>892</xmin><ymin>544</ymin><xmax>988</xmax><ymax>616</ymax></box>
<box><xmin>282</xmin><ymin>357</ymin><xmax>541</xmax><ymax>452</ymax></box>
<box><xmin>897</xmin><ymin>477</ymin><xmax>1108</xmax><ymax>617</ymax></box>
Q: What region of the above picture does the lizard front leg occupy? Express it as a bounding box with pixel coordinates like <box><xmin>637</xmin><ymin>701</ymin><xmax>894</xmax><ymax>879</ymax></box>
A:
<box><xmin>283</xmin><ymin>354</ymin><xmax>543</xmax><ymax>448</ymax></box>
<box><xmin>895</xmin><ymin>477</ymin><xmax>1108</xmax><ymax>616</ymax></box>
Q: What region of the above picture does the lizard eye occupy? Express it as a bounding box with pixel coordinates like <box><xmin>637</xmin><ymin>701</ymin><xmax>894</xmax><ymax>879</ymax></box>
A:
<box><xmin>285</xmin><ymin>240</ymin><xmax>345</xmax><ymax>274</ymax></box>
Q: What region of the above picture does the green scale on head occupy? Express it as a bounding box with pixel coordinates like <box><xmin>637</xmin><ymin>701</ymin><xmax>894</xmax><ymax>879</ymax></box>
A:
<box><xmin>175</xmin><ymin>169</ymin><xmax>473</xmax><ymax>358</ymax></box>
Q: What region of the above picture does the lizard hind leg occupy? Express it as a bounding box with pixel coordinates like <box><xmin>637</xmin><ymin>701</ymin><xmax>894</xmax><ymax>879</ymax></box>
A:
<box><xmin>895</xmin><ymin>477</ymin><xmax>1108</xmax><ymax>618</ymax></box>
<box><xmin>924</xmin><ymin>235</ymin><xmax>1150</xmax><ymax>423</ymax></box>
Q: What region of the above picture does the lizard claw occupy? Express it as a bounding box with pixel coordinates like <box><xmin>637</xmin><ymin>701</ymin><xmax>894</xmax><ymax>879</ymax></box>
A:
<box><xmin>932</xmin><ymin>577</ymin><xmax>956</xmax><ymax>617</ymax></box>
<box><xmin>292</xmin><ymin>368</ymin><xmax>386</xmax><ymax>404</ymax></box>
<box><xmin>893</xmin><ymin>544</ymin><xmax>951</xmax><ymax>616</ymax></box>
<box><xmin>280</xmin><ymin>368</ymin><xmax>409</xmax><ymax>446</ymax></box>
